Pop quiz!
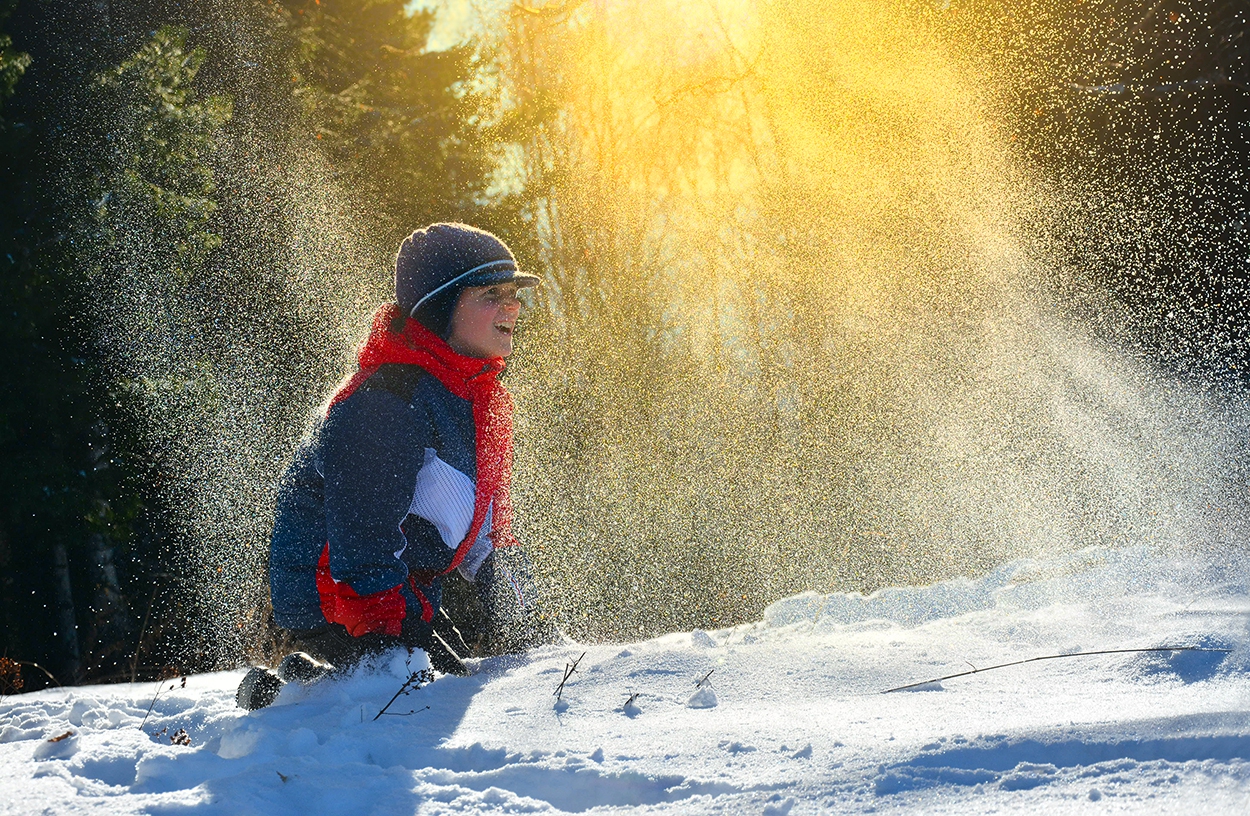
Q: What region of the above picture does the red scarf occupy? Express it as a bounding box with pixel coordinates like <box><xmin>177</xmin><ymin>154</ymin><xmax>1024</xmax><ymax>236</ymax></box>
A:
<box><xmin>331</xmin><ymin>303</ymin><xmax>519</xmax><ymax>573</ymax></box>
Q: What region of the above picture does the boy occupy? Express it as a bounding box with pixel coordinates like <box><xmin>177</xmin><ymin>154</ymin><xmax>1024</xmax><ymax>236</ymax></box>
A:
<box><xmin>238</xmin><ymin>223</ymin><xmax>555</xmax><ymax>710</ymax></box>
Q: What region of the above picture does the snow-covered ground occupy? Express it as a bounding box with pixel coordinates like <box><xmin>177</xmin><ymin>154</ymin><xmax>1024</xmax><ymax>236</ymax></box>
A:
<box><xmin>3</xmin><ymin>545</ymin><xmax>1250</xmax><ymax>814</ymax></box>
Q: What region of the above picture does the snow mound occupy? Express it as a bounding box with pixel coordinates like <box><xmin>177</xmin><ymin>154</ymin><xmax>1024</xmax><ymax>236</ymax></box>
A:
<box><xmin>686</xmin><ymin>684</ymin><xmax>718</xmax><ymax>709</ymax></box>
<box><xmin>762</xmin><ymin>545</ymin><xmax>1250</xmax><ymax>631</ymax></box>
<box><xmin>4</xmin><ymin>544</ymin><xmax>1250</xmax><ymax>814</ymax></box>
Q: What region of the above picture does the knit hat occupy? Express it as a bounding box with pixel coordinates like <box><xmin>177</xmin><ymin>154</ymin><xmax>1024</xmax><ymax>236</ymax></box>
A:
<box><xmin>395</xmin><ymin>223</ymin><xmax>539</xmax><ymax>338</ymax></box>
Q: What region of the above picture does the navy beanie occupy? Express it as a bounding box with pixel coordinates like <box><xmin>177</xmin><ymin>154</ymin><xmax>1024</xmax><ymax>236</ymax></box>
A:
<box><xmin>395</xmin><ymin>223</ymin><xmax>539</xmax><ymax>338</ymax></box>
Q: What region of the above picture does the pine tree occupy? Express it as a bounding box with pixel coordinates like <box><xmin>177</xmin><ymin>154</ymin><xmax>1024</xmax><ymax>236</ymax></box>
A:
<box><xmin>278</xmin><ymin>0</ymin><xmax>520</xmax><ymax>245</ymax></box>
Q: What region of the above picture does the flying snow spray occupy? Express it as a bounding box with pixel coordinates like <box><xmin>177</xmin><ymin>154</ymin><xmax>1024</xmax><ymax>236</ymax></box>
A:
<box><xmin>94</xmin><ymin>0</ymin><xmax>1249</xmax><ymax>666</ymax></box>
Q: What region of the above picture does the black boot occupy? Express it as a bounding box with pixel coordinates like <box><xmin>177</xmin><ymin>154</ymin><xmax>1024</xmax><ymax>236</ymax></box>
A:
<box><xmin>276</xmin><ymin>651</ymin><xmax>335</xmax><ymax>685</ymax></box>
<box><xmin>431</xmin><ymin>608</ymin><xmax>473</xmax><ymax>658</ymax></box>
<box><xmin>288</xmin><ymin>624</ymin><xmax>400</xmax><ymax>669</ymax></box>
<box><xmin>403</xmin><ymin>615</ymin><xmax>470</xmax><ymax>676</ymax></box>
<box><xmin>236</xmin><ymin>667</ymin><xmax>283</xmax><ymax>711</ymax></box>
<box><xmin>422</xmin><ymin>628</ymin><xmax>471</xmax><ymax>676</ymax></box>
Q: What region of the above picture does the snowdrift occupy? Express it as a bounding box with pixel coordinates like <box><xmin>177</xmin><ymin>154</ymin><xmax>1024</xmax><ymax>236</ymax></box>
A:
<box><xmin>3</xmin><ymin>545</ymin><xmax>1249</xmax><ymax>814</ymax></box>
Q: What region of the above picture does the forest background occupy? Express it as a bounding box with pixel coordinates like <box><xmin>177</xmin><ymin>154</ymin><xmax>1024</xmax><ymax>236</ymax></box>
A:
<box><xmin>1</xmin><ymin>0</ymin><xmax>1246</xmax><ymax>692</ymax></box>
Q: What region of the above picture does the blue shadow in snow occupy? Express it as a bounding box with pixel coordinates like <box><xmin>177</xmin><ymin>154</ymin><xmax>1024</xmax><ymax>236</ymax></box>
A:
<box><xmin>875</xmin><ymin>712</ymin><xmax>1250</xmax><ymax>797</ymax></box>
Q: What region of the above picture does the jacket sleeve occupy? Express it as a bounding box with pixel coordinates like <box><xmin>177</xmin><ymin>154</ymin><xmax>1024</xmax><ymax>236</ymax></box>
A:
<box><xmin>269</xmin><ymin>436</ymin><xmax>329</xmax><ymax>630</ymax></box>
<box><xmin>319</xmin><ymin>387</ymin><xmax>425</xmax><ymax>597</ymax></box>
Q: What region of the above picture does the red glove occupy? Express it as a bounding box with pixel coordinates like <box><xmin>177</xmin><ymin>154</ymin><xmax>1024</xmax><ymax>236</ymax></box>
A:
<box><xmin>315</xmin><ymin>544</ymin><xmax>406</xmax><ymax>637</ymax></box>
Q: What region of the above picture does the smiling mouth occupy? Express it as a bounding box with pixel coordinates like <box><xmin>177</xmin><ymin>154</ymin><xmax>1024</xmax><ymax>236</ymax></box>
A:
<box><xmin>495</xmin><ymin>324</ymin><xmax>514</xmax><ymax>335</ymax></box>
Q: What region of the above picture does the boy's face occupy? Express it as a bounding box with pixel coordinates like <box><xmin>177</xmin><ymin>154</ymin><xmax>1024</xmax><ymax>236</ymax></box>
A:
<box><xmin>447</xmin><ymin>282</ymin><xmax>523</xmax><ymax>359</ymax></box>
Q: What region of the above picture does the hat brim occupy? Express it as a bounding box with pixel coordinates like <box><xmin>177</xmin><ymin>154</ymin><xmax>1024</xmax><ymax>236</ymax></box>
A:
<box><xmin>460</xmin><ymin>268</ymin><xmax>542</xmax><ymax>289</ymax></box>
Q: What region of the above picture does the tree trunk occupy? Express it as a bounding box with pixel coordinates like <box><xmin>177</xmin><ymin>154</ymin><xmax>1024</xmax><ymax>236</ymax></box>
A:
<box><xmin>87</xmin><ymin>531</ymin><xmax>134</xmax><ymax>674</ymax></box>
<box><xmin>51</xmin><ymin>541</ymin><xmax>82</xmax><ymax>682</ymax></box>
<box><xmin>0</xmin><ymin>526</ymin><xmax>17</xmax><ymax>662</ymax></box>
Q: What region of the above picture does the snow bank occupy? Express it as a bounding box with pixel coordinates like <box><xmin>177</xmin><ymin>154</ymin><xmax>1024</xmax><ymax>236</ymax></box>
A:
<box><xmin>3</xmin><ymin>545</ymin><xmax>1250</xmax><ymax>814</ymax></box>
<box><xmin>764</xmin><ymin>545</ymin><xmax>1250</xmax><ymax>632</ymax></box>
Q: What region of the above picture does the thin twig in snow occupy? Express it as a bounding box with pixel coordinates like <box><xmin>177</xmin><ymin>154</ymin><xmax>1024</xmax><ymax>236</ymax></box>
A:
<box><xmin>554</xmin><ymin>652</ymin><xmax>586</xmax><ymax>702</ymax></box>
<box><xmin>883</xmin><ymin>646</ymin><xmax>1232</xmax><ymax>694</ymax></box>
<box><xmin>375</xmin><ymin>658</ymin><xmax>436</xmax><ymax>721</ymax></box>
<box><xmin>138</xmin><ymin>675</ymin><xmax>185</xmax><ymax>731</ymax></box>
<box><xmin>378</xmin><ymin>705</ymin><xmax>430</xmax><ymax>718</ymax></box>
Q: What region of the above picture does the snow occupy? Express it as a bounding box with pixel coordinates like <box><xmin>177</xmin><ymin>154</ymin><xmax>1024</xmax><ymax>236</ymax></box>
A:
<box><xmin>4</xmin><ymin>545</ymin><xmax>1250</xmax><ymax>814</ymax></box>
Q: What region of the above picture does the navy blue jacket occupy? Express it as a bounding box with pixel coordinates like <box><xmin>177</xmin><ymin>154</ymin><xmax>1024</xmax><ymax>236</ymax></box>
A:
<box><xmin>269</xmin><ymin>364</ymin><xmax>534</xmax><ymax>633</ymax></box>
